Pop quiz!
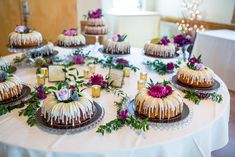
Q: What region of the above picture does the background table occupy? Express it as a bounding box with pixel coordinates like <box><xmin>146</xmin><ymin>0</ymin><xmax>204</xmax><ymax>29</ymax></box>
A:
<box><xmin>193</xmin><ymin>29</ymin><xmax>235</xmax><ymax>91</ymax></box>
<box><xmin>0</xmin><ymin>46</ymin><xmax>230</xmax><ymax>157</ymax></box>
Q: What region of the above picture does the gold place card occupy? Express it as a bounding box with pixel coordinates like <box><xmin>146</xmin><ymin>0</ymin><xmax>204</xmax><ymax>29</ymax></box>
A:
<box><xmin>48</xmin><ymin>65</ymin><xmax>65</xmax><ymax>82</ymax></box>
<box><xmin>108</xmin><ymin>68</ymin><xmax>124</xmax><ymax>88</ymax></box>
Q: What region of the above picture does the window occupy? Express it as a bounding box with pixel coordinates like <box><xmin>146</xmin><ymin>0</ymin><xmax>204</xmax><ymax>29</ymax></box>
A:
<box><xmin>112</xmin><ymin>0</ymin><xmax>141</xmax><ymax>11</ymax></box>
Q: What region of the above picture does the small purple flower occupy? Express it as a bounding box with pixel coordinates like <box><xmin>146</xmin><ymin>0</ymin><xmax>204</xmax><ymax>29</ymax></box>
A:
<box><xmin>111</xmin><ymin>34</ymin><xmax>119</xmax><ymax>42</ymax></box>
<box><xmin>173</xmin><ymin>34</ymin><xmax>192</xmax><ymax>47</ymax></box>
<box><xmin>71</xmin><ymin>93</ymin><xmax>79</xmax><ymax>101</ymax></box>
<box><xmin>119</xmin><ymin>109</ymin><xmax>128</xmax><ymax>120</ymax></box>
<box><xmin>116</xmin><ymin>58</ymin><xmax>129</xmax><ymax>65</ymax></box>
<box><xmin>73</xmin><ymin>55</ymin><xmax>85</xmax><ymax>64</ymax></box>
<box><xmin>64</xmin><ymin>28</ymin><xmax>77</xmax><ymax>36</ymax></box>
<box><xmin>198</xmin><ymin>93</ymin><xmax>208</xmax><ymax>99</ymax></box>
<box><xmin>166</xmin><ymin>62</ymin><xmax>175</xmax><ymax>71</ymax></box>
<box><xmin>36</xmin><ymin>85</ymin><xmax>47</xmax><ymax>100</ymax></box>
<box><xmin>160</xmin><ymin>37</ymin><xmax>170</xmax><ymax>46</ymax></box>
<box><xmin>70</xmin><ymin>85</ymin><xmax>76</xmax><ymax>91</ymax></box>
<box><xmin>195</xmin><ymin>63</ymin><xmax>204</xmax><ymax>71</ymax></box>
<box><xmin>100</xmin><ymin>81</ymin><xmax>108</xmax><ymax>88</ymax></box>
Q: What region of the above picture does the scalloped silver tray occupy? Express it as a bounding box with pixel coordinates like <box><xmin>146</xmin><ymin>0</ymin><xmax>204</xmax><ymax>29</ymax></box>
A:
<box><xmin>35</xmin><ymin>102</ymin><xmax>105</xmax><ymax>134</ymax></box>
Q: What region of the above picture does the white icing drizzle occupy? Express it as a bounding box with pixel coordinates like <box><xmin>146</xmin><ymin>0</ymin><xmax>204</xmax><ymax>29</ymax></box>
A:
<box><xmin>29</xmin><ymin>42</ymin><xmax>54</xmax><ymax>56</ymax></box>
<box><xmin>134</xmin><ymin>89</ymin><xmax>183</xmax><ymax>120</ymax></box>
<box><xmin>41</xmin><ymin>92</ymin><xmax>94</xmax><ymax>126</ymax></box>
<box><xmin>0</xmin><ymin>58</ymin><xmax>10</xmax><ymax>71</ymax></box>
<box><xmin>57</xmin><ymin>34</ymin><xmax>86</xmax><ymax>47</ymax></box>
<box><xmin>87</xmin><ymin>17</ymin><xmax>105</xmax><ymax>26</ymax></box>
<box><xmin>0</xmin><ymin>75</ymin><xmax>23</xmax><ymax>101</ymax></box>
<box><xmin>144</xmin><ymin>42</ymin><xmax>175</xmax><ymax>57</ymax></box>
<box><xmin>84</xmin><ymin>26</ymin><xmax>108</xmax><ymax>35</ymax></box>
<box><xmin>103</xmin><ymin>40</ymin><xmax>131</xmax><ymax>54</ymax></box>
<box><xmin>177</xmin><ymin>66</ymin><xmax>215</xmax><ymax>84</ymax></box>
<box><xmin>8</xmin><ymin>31</ymin><xmax>43</xmax><ymax>46</ymax></box>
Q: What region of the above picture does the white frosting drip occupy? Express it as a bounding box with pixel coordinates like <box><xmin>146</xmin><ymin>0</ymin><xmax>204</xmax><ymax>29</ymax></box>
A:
<box><xmin>29</xmin><ymin>42</ymin><xmax>54</xmax><ymax>57</ymax></box>
<box><xmin>144</xmin><ymin>42</ymin><xmax>175</xmax><ymax>57</ymax></box>
<box><xmin>0</xmin><ymin>59</ymin><xmax>10</xmax><ymax>71</ymax></box>
<box><xmin>134</xmin><ymin>89</ymin><xmax>183</xmax><ymax>119</ymax></box>
<box><xmin>103</xmin><ymin>40</ymin><xmax>131</xmax><ymax>54</ymax></box>
<box><xmin>8</xmin><ymin>31</ymin><xmax>43</xmax><ymax>46</ymax></box>
<box><xmin>177</xmin><ymin>66</ymin><xmax>215</xmax><ymax>84</ymax></box>
<box><xmin>87</xmin><ymin>17</ymin><xmax>105</xmax><ymax>26</ymax></box>
<box><xmin>57</xmin><ymin>34</ymin><xmax>86</xmax><ymax>47</ymax></box>
<box><xmin>41</xmin><ymin>92</ymin><xmax>94</xmax><ymax>126</ymax></box>
<box><xmin>0</xmin><ymin>75</ymin><xmax>23</xmax><ymax>101</ymax></box>
<box><xmin>84</xmin><ymin>26</ymin><xmax>108</xmax><ymax>35</ymax></box>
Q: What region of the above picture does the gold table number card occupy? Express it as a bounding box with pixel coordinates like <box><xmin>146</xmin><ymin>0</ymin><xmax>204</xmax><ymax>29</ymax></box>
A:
<box><xmin>108</xmin><ymin>68</ymin><xmax>124</xmax><ymax>88</ymax></box>
<box><xmin>48</xmin><ymin>65</ymin><xmax>65</xmax><ymax>82</ymax></box>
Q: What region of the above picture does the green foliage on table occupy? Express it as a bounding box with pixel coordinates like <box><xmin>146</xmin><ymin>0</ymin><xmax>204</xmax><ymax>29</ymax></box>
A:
<box><xmin>73</xmin><ymin>49</ymin><xmax>94</xmax><ymax>60</ymax></box>
<box><xmin>144</xmin><ymin>59</ymin><xmax>180</xmax><ymax>75</ymax></box>
<box><xmin>97</xmin><ymin>115</ymin><xmax>149</xmax><ymax>135</ymax></box>
<box><xmin>90</xmin><ymin>56</ymin><xmax>139</xmax><ymax>72</ymax></box>
<box><xmin>0</xmin><ymin>104</ymin><xmax>22</xmax><ymax>116</ymax></box>
<box><xmin>96</xmin><ymin>90</ymin><xmax>149</xmax><ymax>135</ymax></box>
<box><xmin>184</xmin><ymin>90</ymin><xmax>223</xmax><ymax>104</ymax></box>
<box><xmin>13</xmin><ymin>54</ymin><xmax>27</xmax><ymax>64</ymax></box>
<box><xmin>19</xmin><ymin>91</ymin><xmax>41</xmax><ymax>126</ymax></box>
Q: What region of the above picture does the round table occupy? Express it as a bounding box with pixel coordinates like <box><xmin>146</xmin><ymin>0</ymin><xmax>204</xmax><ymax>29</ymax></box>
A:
<box><xmin>0</xmin><ymin>46</ymin><xmax>230</xmax><ymax>157</ymax></box>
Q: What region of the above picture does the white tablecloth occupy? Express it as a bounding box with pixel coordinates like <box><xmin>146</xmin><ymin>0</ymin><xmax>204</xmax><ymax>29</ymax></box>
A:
<box><xmin>193</xmin><ymin>29</ymin><xmax>235</xmax><ymax>91</ymax></box>
<box><xmin>0</xmin><ymin>46</ymin><xmax>230</xmax><ymax>157</ymax></box>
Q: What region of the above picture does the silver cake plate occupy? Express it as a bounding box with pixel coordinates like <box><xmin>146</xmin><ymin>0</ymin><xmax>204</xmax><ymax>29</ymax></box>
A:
<box><xmin>171</xmin><ymin>75</ymin><xmax>221</xmax><ymax>93</ymax></box>
<box><xmin>98</xmin><ymin>47</ymin><xmax>131</xmax><ymax>57</ymax></box>
<box><xmin>7</xmin><ymin>41</ymin><xmax>48</xmax><ymax>53</ymax></box>
<box><xmin>35</xmin><ymin>102</ymin><xmax>105</xmax><ymax>135</ymax></box>
<box><xmin>0</xmin><ymin>84</ymin><xmax>32</xmax><ymax>107</ymax></box>
<box><xmin>141</xmin><ymin>49</ymin><xmax>180</xmax><ymax>59</ymax></box>
<box><xmin>128</xmin><ymin>100</ymin><xmax>189</xmax><ymax>123</ymax></box>
<box><xmin>128</xmin><ymin>99</ymin><xmax>193</xmax><ymax>130</ymax></box>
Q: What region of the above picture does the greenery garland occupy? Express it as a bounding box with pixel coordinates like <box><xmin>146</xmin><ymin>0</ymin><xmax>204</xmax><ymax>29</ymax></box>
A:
<box><xmin>0</xmin><ymin>104</ymin><xmax>22</xmax><ymax>116</ymax></box>
<box><xmin>144</xmin><ymin>59</ymin><xmax>181</xmax><ymax>75</ymax></box>
<box><xmin>90</xmin><ymin>56</ymin><xmax>139</xmax><ymax>72</ymax></box>
<box><xmin>184</xmin><ymin>90</ymin><xmax>223</xmax><ymax>104</ymax></box>
<box><xmin>96</xmin><ymin>88</ymin><xmax>149</xmax><ymax>135</ymax></box>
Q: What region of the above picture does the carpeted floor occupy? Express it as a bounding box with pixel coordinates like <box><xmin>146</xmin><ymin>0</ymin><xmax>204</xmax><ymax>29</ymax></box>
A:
<box><xmin>212</xmin><ymin>91</ymin><xmax>235</xmax><ymax>157</ymax></box>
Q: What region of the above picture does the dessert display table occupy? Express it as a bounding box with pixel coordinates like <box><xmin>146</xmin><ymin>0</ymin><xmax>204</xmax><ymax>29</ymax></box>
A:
<box><xmin>0</xmin><ymin>46</ymin><xmax>230</xmax><ymax>157</ymax></box>
<box><xmin>193</xmin><ymin>29</ymin><xmax>235</xmax><ymax>91</ymax></box>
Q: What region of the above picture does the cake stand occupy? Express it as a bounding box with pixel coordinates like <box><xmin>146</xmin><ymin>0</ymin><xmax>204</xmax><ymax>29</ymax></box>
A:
<box><xmin>8</xmin><ymin>41</ymin><xmax>57</xmax><ymax>66</ymax></box>
<box><xmin>82</xmin><ymin>33</ymin><xmax>108</xmax><ymax>52</ymax></box>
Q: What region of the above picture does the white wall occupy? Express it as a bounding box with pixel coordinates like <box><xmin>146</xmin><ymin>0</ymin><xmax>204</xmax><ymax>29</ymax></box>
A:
<box><xmin>77</xmin><ymin>0</ymin><xmax>102</xmax><ymax>26</ymax></box>
<box><xmin>156</xmin><ymin>0</ymin><xmax>235</xmax><ymax>24</ymax></box>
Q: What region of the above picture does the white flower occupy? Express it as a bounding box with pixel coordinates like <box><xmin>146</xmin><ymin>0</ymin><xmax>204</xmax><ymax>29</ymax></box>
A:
<box><xmin>15</xmin><ymin>26</ymin><xmax>26</xmax><ymax>33</ymax></box>
<box><xmin>56</xmin><ymin>89</ymin><xmax>71</xmax><ymax>101</ymax></box>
